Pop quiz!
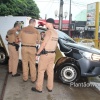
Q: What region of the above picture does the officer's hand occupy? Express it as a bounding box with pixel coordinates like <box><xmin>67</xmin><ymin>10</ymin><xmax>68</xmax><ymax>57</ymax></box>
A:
<box><xmin>36</xmin><ymin>56</ymin><xmax>39</xmax><ymax>61</ymax></box>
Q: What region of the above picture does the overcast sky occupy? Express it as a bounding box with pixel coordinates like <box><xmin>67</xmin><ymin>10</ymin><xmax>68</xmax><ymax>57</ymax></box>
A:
<box><xmin>35</xmin><ymin>0</ymin><xmax>100</xmax><ymax>20</ymax></box>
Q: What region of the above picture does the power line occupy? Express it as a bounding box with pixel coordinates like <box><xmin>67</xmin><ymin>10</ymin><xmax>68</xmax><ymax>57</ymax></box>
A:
<box><xmin>36</xmin><ymin>0</ymin><xmax>87</xmax><ymax>18</ymax></box>
<box><xmin>46</xmin><ymin>1</ymin><xmax>54</xmax><ymax>15</ymax></box>
<box><xmin>42</xmin><ymin>0</ymin><xmax>51</xmax><ymax>12</ymax></box>
<box><xmin>36</xmin><ymin>0</ymin><xmax>87</xmax><ymax>7</ymax></box>
<box><xmin>36</xmin><ymin>0</ymin><xmax>89</xmax><ymax>6</ymax></box>
<box><xmin>71</xmin><ymin>0</ymin><xmax>86</xmax><ymax>7</ymax></box>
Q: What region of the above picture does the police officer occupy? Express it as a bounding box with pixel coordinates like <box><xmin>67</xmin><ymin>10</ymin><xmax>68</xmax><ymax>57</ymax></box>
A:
<box><xmin>6</xmin><ymin>22</ymin><xmax>21</xmax><ymax>77</ymax></box>
<box><xmin>18</xmin><ymin>19</ymin><xmax>40</xmax><ymax>82</ymax></box>
<box><xmin>31</xmin><ymin>18</ymin><xmax>58</xmax><ymax>93</ymax></box>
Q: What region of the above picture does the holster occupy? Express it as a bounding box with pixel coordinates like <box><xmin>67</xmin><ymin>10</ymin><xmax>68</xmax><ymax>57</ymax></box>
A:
<box><xmin>15</xmin><ymin>44</ymin><xmax>19</xmax><ymax>51</ymax></box>
<box><xmin>40</xmin><ymin>49</ymin><xmax>48</xmax><ymax>54</ymax></box>
<box><xmin>13</xmin><ymin>42</ymin><xmax>19</xmax><ymax>51</ymax></box>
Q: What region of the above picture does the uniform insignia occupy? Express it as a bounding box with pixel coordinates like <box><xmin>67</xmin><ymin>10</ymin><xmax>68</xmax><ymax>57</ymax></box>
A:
<box><xmin>51</xmin><ymin>37</ymin><xmax>58</xmax><ymax>41</ymax></box>
<box><xmin>24</xmin><ymin>30</ymin><xmax>34</xmax><ymax>34</ymax></box>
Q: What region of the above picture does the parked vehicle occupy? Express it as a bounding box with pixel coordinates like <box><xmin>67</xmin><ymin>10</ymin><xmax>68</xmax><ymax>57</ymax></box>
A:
<box><xmin>1</xmin><ymin>17</ymin><xmax>100</xmax><ymax>84</ymax></box>
<box><xmin>78</xmin><ymin>39</ymin><xmax>95</xmax><ymax>47</ymax></box>
<box><xmin>37</xmin><ymin>27</ymin><xmax>100</xmax><ymax>84</ymax></box>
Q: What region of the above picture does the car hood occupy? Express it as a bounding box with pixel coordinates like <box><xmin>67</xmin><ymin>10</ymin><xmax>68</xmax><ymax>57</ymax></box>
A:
<box><xmin>56</xmin><ymin>29</ymin><xmax>100</xmax><ymax>54</ymax></box>
<box><xmin>65</xmin><ymin>43</ymin><xmax>100</xmax><ymax>54</ymax></box>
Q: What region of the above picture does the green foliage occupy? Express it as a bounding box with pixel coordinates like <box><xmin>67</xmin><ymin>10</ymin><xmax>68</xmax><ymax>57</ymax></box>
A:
<box><xmin>0</xmin><ymin>0</ymin><xmax>10</xmax><ymax>3</ymax></box>
<box><xmin>0</xmin><ymin>0</ymin><xmax>40</xmax><ymax>18</ymax></box>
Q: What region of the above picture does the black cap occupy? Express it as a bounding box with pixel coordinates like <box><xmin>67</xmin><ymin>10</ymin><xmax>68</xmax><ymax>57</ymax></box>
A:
<box><xmin>46</xmin><ymin>18</ymin><xmax>55</xmax><ymax>24</ymax></box>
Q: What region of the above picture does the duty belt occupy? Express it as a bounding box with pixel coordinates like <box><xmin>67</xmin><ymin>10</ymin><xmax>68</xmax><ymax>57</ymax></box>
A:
<box><xmin>46</xmin><ymin>51</ymin><xmax>55</xmax><ymax>53</ymax></box>
<box><xmin>21</xmin><ymin>44</ymin><xmax>36</xmax><ymax>48</ymax></box>
<box><xmin>8</xmin><ymin>42</ymin><xmax>19</xmax><ymax>51</ymax></box>
<box><xmin>8</xmin><ymin>42</ymin><xmax>15</xmax><ymax>46</ymax></box>
<box><xmin>41</xmin><ymin>49</ymin><xmax>55</xmax><ymax>55</ymax></box>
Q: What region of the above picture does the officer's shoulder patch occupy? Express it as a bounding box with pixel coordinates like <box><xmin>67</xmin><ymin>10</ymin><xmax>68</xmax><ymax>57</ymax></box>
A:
<box><xmin>24</xmin><ymin>30</ymin><xmax>34</xmax><ymax>34</ymax></box>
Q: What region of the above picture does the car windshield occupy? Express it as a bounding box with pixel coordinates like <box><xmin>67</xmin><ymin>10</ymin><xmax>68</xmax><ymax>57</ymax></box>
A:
<box><xmin>36</xmin><ymin>28</ymin><xmax>75</xmax><ymax>43</ymax></box>
<box><xmin>56</xmin><ymin>30</ymin><xmax>75</xmax><ymax>43</ymax></box>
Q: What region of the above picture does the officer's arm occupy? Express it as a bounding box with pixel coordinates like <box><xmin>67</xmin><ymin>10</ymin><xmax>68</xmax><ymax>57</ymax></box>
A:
<box><xmin>37</xmin><ymin>30</ymin><xmax>41</xmax><ymax>44</ymax></box>
<box><xmin>17</xmin><ymin>31</ymin><xmax>22</xmax><ymax>42</ymax></box>
<box><xmin>37</xmin><ymin>31</ymin><xmax>51</xmax><ymax>55</ymax></box>
<box><xmin>15</xmin><ymin>35</ymin><xmax>20</xmax><ymax>43</ymax></box>
<box><xmin>13</xmin><ymin>31</ymin><xmax>19</xmax><ymax>43</ymax></box>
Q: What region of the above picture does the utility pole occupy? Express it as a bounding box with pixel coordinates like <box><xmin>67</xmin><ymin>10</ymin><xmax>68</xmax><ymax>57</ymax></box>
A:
<box><xmin>68</xmin><ymin>0</ymin><xmax>71</xmax><ymax>36</ymax></box>
<box><xmin>45</xmin><ymin>14</ymin><xmax>47</xmax><ymax>20</ymax></box>
<box><xmin>59</xmin><ymin>0</ymin><xmax>64</xmax><ymax>30</ymax></box>
<box><xmin>95</xmin><ymin>2</ymin><xmax>99</xmax><ymax>48</ymax></box>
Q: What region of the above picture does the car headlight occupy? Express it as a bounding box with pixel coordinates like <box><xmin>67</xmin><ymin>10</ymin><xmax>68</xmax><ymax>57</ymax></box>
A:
<box><xmin>80</xmin><ymin>51</ymin><xmax>100</xmax><ymax>61</ymax></box>
<box><xmin>92</xmin><ymin>54</ymin><xmax>100</xmax><ymax>61</ymax></box>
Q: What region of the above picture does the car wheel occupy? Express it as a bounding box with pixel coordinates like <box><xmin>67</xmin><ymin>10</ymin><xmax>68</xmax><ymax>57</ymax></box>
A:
<box><xmin>0</xmin><ymin>50</ymin><xmax>8</xmax><ymax>65</ymax></box>
<box><xmin>58</xmin><ymin>63</ymin><xmax>80</xmax><ymax>84</ymax></box>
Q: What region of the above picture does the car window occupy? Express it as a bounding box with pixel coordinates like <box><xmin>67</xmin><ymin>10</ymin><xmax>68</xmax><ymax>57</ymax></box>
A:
<box><xmin>56</xmin><ymin>30</ymin><xmax>75</xmax><ymax>43</ymax></box>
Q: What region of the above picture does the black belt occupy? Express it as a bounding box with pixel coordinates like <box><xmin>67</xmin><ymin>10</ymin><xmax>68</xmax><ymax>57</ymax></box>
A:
<box><xmin>8</xmin><ymin>42</ymin><xmax>15</xmax><ymax>46</ymax></box>
<box><xmin>46</xmin><ymin>51</ymin><xmax>55</xmax><ymax>53</ymax></box>
<box><xmin>41</xmin><ymin>49</ymin><xmax>55</xmax><ymax>55</ymax></box>
<box><xmin>21</xmin><ymin>44</ymin><xmax>36</xmax><ymax>48</ymax></box>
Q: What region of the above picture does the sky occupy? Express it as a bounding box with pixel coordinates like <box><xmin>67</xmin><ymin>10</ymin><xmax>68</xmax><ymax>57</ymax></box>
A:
<box><xmin>35</xmin><ymin>0</ymin><xmax>100</xmax><ymax>20</ymax></box>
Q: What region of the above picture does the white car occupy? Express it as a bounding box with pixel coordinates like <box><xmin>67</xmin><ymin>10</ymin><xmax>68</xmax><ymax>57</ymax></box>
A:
<box><xmin>78</xmin><ymin>39</ymin><xmax>95</xmax><ymax>47</ymax></box>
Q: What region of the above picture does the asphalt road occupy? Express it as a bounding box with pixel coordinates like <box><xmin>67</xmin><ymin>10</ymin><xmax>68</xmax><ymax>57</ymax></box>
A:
<box><xmin>0</xmin><ymin>65</ymin><xmax>100</xmax><ymax>100</ymax></box>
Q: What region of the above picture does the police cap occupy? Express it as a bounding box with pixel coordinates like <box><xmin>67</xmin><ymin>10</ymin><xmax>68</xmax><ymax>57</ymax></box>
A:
<box><xmin>46</xmin><ymin>18</ymin><xmax>55</xmax><ymax>24</ymax></box>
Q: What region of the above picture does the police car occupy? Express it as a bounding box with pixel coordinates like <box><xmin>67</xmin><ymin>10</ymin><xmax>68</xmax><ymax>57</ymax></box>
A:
<box><xmin>37</xmin><ymin>27</ymin><xmax>100</xmax><ymax>84</ymax></box>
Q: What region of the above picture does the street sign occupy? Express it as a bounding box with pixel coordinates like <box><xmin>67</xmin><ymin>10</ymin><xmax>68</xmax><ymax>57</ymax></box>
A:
<box><xmin>86</xmin><ymin>3</ymin><xmax>96</xmax><ymax>26</ymax></box>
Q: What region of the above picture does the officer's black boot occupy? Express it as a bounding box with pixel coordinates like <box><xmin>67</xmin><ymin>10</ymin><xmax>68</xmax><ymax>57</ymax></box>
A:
<box><xmin>12</xmin><ymin>73</ymin><xmax>20</xmax><ymax>77</ymax></box>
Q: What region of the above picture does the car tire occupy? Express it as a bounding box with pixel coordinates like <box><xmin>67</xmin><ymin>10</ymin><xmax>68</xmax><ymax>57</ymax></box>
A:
<box><xmin>57</xmin><ymin>63</ymin><xmax>80</xmax><ymax>84</ymax></box>
<box><xmin>0</xmin><ymin>49</ymin><xmax>8</xmax><ymax>65</ymax></box>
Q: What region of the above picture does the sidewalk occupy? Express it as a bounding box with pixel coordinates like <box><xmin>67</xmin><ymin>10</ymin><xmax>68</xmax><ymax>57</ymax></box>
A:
<box><xmin>89</xmin><ymin>76</ymin><xmax>100</xmax><ymax>91</ymax></box>
<box><xmin>3</xmin><ymin>73</ymin><xmax>100</xmax><ymax>100</ymax></box>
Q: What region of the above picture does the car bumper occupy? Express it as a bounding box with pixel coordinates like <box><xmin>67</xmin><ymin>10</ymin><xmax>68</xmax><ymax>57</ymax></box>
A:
<box><xmin>78</xmin><ymin>58</ymin><xmax>100</xmax><ymax>77</ymax></box>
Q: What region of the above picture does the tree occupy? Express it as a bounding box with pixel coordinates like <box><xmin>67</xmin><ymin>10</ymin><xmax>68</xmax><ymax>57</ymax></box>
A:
<box><xmin>0</xmin><ymin>0</ymin><xmax>40</xmax><ymax>18</ymax></box>
<box><xmin>0</xmin><ymin>0</ymin><xmax>10</xmax><ymax>3</ymax></box>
